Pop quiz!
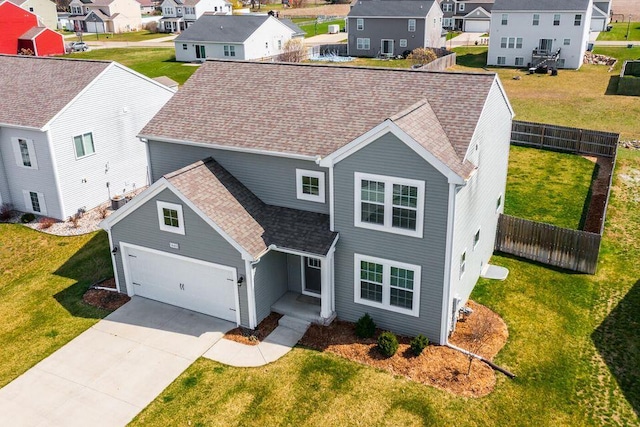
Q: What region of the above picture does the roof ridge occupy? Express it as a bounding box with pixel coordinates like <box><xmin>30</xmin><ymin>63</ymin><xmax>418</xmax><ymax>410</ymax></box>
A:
<box><xmin>388</xmin><ymin>98</ymin><xmax>430</xmax><ymax>121</ymax></box>
<box><xmin>0</xmin><ymin>54</ymin><xmax>113</xmax><ymax>64</ymax></box>
<box><xmin>163</xmin><ymin>158</ymin><xmax>210</xmax><ymax>179</ymax></box>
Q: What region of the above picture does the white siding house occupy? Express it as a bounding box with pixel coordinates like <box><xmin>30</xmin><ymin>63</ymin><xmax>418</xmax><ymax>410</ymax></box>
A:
<box><xmin>0</xmin><ymin>56</ymin><xmax>174</xmax><ymax>220</ymax></box>
<box><xmin>487</xmin><ymin>0</ymin><xmax>593</xmax><ymax>70</ymax></box>
<box><xmin>159</xmin><ymin>0</ymin><xmax>231</xmax><ymax>32</ymax></box>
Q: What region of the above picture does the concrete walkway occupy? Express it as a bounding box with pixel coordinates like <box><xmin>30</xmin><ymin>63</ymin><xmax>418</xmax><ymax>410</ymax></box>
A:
<box><xmin>304</xmin><ymin>33</ymin><xmax>347</xmax><ymax>46</ymax></box>
<box><xmin>446</xmin><ymin>32</ymin><xmax>488</xmax><ymax>48</ymax></box>
<box><xmin>204</xmin><ymin>315</ymin><xmax>310</xmax><ymax>367</ymax></box>
<box><xmin>0</xmin><ymin>297</ymin><xmax>233</xmax><ymax>427</ymax></box>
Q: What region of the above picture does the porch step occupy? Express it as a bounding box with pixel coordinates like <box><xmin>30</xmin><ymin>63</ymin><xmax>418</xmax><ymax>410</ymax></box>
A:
<box><xmin>278</xmin><ymin>315</ymin><xmax>311</xmax><ymax>334</ymax></box>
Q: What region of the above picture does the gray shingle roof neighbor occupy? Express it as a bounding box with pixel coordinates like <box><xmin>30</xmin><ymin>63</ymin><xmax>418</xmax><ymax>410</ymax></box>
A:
<box><xmin>348</xmin><ymin>0</ymin><xmax>436</xmax><ymax>18</ymax></box>
<box><xmin>141</xmin><ymin>60</ymin><xmax>497</xmax><ymax>177</ymax></box>
<box><xmin>175</xmin><ymin>15</ymin><xmax>278</xmax><ymax>43</ymax></box>
<box><xmin>280</xmin><ymin>18</ymin><xmax>305</xmax><ymax>37</ymax></box>
<box><xmin>492</xmin><ymin>0</ymin><xmax>591</xmax><ymax>12</ymax></box>
<box><xmin>166</xmin><ymin>158</ymin><xmax>338</xmax><ymax>258</ymax></box>
<box><xmin>0</xmin><ymin>55</ymin><xmax>111</xmax><ymax>129</ymax></box>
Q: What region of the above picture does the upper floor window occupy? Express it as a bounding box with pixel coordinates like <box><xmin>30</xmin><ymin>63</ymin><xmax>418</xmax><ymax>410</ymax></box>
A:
<box><xmin>185</xmin><ymin>6</ymin><xmax>195</xmax><ymax>14</ymax></box>
<box><xmin>532</xmin><ymin>14</ymin><xmax>539</xmax><ymax>25</ymax></box>
<box><xmin>564</xmin><ymin>38</ymin><xmax>571</xmax><ymax>45</ymax></box>
<box><xmin>163</xmin><ymin>7</ymin><xmax>174</xmax><ymax>14</ymax></box>
<box><xmin>12</xmin><ymin>138</ymin><xmax>38</xmax><ymax>169</ymax></box>
<box><xmin>73</xmin><ymin>132</ymin><xmax>95</xmax><ymax>158</ymax></box>
<box><xmin>296</xmin><ymin>169</ymin><xmax>325</xmax><ymax>203</ymax></box>
<box><xmin>501</xmin><ymin>14</ymin><xmax>508</xmax><ymax>25</ymax></box>
<box><xmin>442</xmin><ymin>3</ymin><xmax>452</xmax><ymax>12</ymax></box>
<box><xmin>553</xmin><ymin>14</ymin><xmax>560</xmax><ymax>25</ymax></box>
<box><xmin>408</xmin><ymin>19</ymin><xmax>416</xmax><ymax>32</ymax></box>
<box><xmin>473</xmin><ymin>229</ymin><xmax>480</xmax><ymax>249</ymax></box>
<box><xmin>71</xmin><ymin>5</ymin><xmax>82</xmax><ymax>14</ymax></box>
<box><xmin>355</xmin><ymin>172</ymin><xmax>425</xmax><ymax>238</ymax></box>
<box><xmin>356</xmin><ymin>18</ymin><xmax>364</xmax><ymax>30</ymax></box>
<box><xmin>458</xmin><ymin>3</ymin><xmax>465</xmax><ymax>11</ymax></box>
<box><xmin>224</xmin><ymin>45</ymin><xmax>235</xmax><ymax>56</ymax></box>
<box><xmin>157</xmin><ymin>201</ymin><xmax>185</xmax><ymax>234</ymax></box>
<box><xmin>460</xmin><ymin>250</ymin><xmax>467</xmax><ymax>277</ymax></box>
<box><xmin>574</xmin><ymin>14</ymin><xmax>582</xmax><ymax>26</ymax></box>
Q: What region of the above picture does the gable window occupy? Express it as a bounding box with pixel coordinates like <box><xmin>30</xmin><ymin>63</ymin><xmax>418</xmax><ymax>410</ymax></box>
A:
<box><xmin>497</xmin><ymin>56</ymin><xmax>506</xmax><ymax>65</ymax></box>
<box><xmin>458</xmin><ymin>3</ymin><xmax>465</xmax><ymax>11</ymax></box>
<box><xmin>532</xmin><ymin>14</ymin><xmax>539</xmax><ymax>25</ymax></box>
<box><xmin>224</xmin><ymin>45</ymin><xmax>235</xmax><ymax>57</ymax></box>
<box><xmin>442</xmin><ymin>3</ymin><xmax>452</xmax><ymax>12</ymax></box>
<box><xmin>163</xmin><ymin>7</ymin><xmax>174</xmax><ymax>14</ymax></box>
<box><xmin>473</xmin><ymin>229</ymin><xmax>480</xmax><ymax>249</ymax></box>
<box><xmin>354</xmin><ymin>254</ymin><xmax>421</xmax><ymax>317</ymax></box>
<box><xmin>296</xmin><ymin>169</ymin><xmax>325</xmax><ymax>203</ymax></box>
<box><xmin>574</xmin><ymin>14</ymin><xmax>582</xmax><ymax>26</ymax></box>
<box><xmin>564</xmin><ymin>38</ymin><xmax>571</xmax><ymax>46</ymax></box>
<box><xmin>13</xmin><ymin>138</ymin><xmax>38</xmax><ymax>169</ymax></box>
<box><xmin>399</xmin><ymin>39</ymin><xmax>407</xmax><ymax>48</ymax></box>
<box><xmin>408</xmin><ymin>19</ymin><xmax>416</xmax><ymax>32</ymax></box>
<box><xmin>501</xmin><ymin>14</ymin><xmax>508</xmax><ymax>25</ymax></box>
<box><xmin>356</xmin><ymin>18</ymin><xmax>364</xmax><ymax>30</ymax></box>
<box><xmin>73</xmin><ymin>132</ymin><xmax>95</xmax><ymax>158</ymax></box>
<box><xmin>22</xmin><ymin>190</ymin><xmax>47</xmax><ymax>215</ymax></box>
<box><xmin>71</xmin><ymin>5</ymin><xmax>82</xmax><ymax>13</ymax></box>
<box><xmin>278</xmin><ymin>39</ymin><xmax>282</xmax><ymax>50</ymax></box>
<box><xmin>182</xmin><ymin>43</ymin><xmax>187</xmax><ymax>50</ymax></box>
<box><xmin>157</xmin><ymin>201</ymin><xmax>185</xmax><ymax>234</ymax></box>
<box><xmin>356</xmin><ymin>38</ymin><xmax>370</xmax><ymax>50</ymax></box>
<box><xmin>460</xmin><ymin>250</ymin><xmax>467</xmax><ymax>277</ymax></box>
<box><xmin>354</xmin><ymin>172</ymin><xmax>425</xmax><ymax>238</ymax></box>
<box><xmin>553</xmin><ymin>14</ymin><xmax>560</xmax><ymax>25</ymax></box>
<box><xmin>515</xmin><ymin>57</ymin><xmax>524</xmax><ymax>66</ymax></box>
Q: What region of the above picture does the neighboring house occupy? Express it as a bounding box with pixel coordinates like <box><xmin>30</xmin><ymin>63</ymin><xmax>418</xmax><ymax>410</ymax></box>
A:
<box><xmin>591</xmin><ymin>1</ymin><xmax>611</xmax><ymax>31</ymax></box>
<box><xmin>159</xmin><ymin>0</ymin><xmax>231</xmax><ymax>33</ymax></box>
<box><xmin>487</xmin><ymin>0</ymin><xmax>593</xmax><ymax>69</ymax></box>
<box><xmin>0</xmin><ymin>55</ymin><xmax>175</xmax><ymax>220</ymax></box>
<box><xmin>69</xmin><ymin>0</ymin><xmax>142</xmax><ymax>33</ymax></box>
<box><xmin>0</xmin><ymin>1</ymin><xmax>63</xmax><ymax>56</ymax></box>
<box><xmin>441</xmin><ymin>0</ymin><xmax>494</xmax><ymax>32</ymax></box>
<box><xmin>7</xmin><ymin>0</ymin><xmax>58</xmax><ymax>30</ymax></box>
<box><xmin>136</xmin><ymin>0</ymin><xmax>156</xmax><ymax>14</ymax></box>
<box><xmin>347</xmin><ymin>0</ymin><xmax>443</xmax><ymax>57</ymax></box>
<box><xmin>173</xmin><ymin>14</ymin><xmax>303</xmax><ymax>62</ymax></box>
<box><xmin>100</xmin><ymin>60</ymin><xmax>514</xmax><ymax>345</ymax></box>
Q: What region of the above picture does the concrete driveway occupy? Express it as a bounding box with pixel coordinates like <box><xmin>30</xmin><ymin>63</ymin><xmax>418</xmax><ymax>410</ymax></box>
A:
<box><xmin>0</xmin><ymin>297</ymin><xmax>234</xmax><ymax>426</ymax></box>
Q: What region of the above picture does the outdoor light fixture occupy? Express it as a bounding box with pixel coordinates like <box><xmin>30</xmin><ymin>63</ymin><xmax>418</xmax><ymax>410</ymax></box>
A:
<box><xmin>111</xmin><ymin>246</ymin><xmax>118</xmax><ymax>254</ymax></box>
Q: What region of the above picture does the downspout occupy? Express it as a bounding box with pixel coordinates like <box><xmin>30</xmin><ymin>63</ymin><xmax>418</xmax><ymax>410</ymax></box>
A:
<box><xmin>439</xmin><ymin>182</ymin><xmax>457</xmax><ymax>345</ymax></box>
<box><xmin>446</xmin><ymin>342</ymin><xmax>516</xmax><ymax>379</ymax></box>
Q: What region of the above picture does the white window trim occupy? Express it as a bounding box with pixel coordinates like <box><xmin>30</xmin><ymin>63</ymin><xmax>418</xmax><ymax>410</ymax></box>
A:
<box><xmin>354</xmin><ymin>253</ymin><xmax>421</xmax><ymax>317</ymax></box>
<box><xmin>399</xmin><ymin>39</ymin><xmax>407</xmax><ymax>48</ymax></box>
<box><xmin>12</xmin><ymin>138</ymin><xmax>38</xmax><ymax>170</ymax></box>
<box><xmin>296</xmin><ymin>169</ymin><xmax>325</xmax><ymax>203</ymax></box>
<box><xmin>473</xmin><ymin>227</ymin><xmax>480</xmax><ymax>250</ymax></box>
<box><xmin>408</xmin><ymin>19</ymin><xmax>416</xmax><ymax>32</ymax></box>
<box><xmin>497</xmin><ymin>56</ymin><xmax>506</xmax><ymax>65</ymax></box>
<box><xmin>73</xmin><ymin>132</ymin><xmax>95</xmax><ymax>160</ymax></box>
<box><xmin>354</xmin><ymin>172</ymin><xmax>425</xmax><ymax>238</ymax></box>
<box><xmin>157</xmin><ymin>201</ymin><xmax>185</xmax><ymax>235</ymax></box>
<box><xmin>458</xmin><ymin>3</ymin><xmax>465</xmax><ymax>11</ymax></box>
<box><xmin>564</xmin><ymin>38</ymin><xmax>571</xmax><ymax>46</ymax></box>
<box><xmin>356</xmin><ymin>37</ymin><xmax>370</xmax><ymax>50</ymax></box>
<box><xmin>356</xmin><ymin>18</ymin><xmax>364</xmax><ymax>30</ymax></box>
<box><xmin>22</xmin><ymin>190</ymin><xmax>47</xmax><ymax>215</ymax></box>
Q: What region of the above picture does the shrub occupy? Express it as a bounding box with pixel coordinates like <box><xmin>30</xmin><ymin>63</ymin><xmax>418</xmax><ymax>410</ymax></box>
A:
<box><xmin>407</xmin><ymin>47</ymin><xmax>437</xmax><ymax>66</ymax></box>
<box><xmin>278</xmin><ymin>38</ymin><xmax>305</xmax><ymax>63</ymax></box>
<box><xmin>38</xmin><ymin>217</ymin><xmax>56</xmax><ymax>230</ymax></box>
<box><xmin>21</xmin><ymin>213</ymin><xmax>36</xmax><ymax>223</ymax></box>
<box><xmin>355</xmin><ymin>313</ymin><xmax>376</xmax><ymax>338</ymax></box>
<box><xmin>68</xmin><ymin>213</ymin><xmax>81</xmax><ymax>228</ymax></box>
<box><xmin>0</xmin><ymin>204</ymin><xmax>13</xmax><ymax>221</ymax></box>
<box><xmin>144</xmin><ymin>21</ymin><xmax>158</xmax><ymax>33</ymax></box>
<box><xmin>377</xmin><ymin>331</ymin><xmax>398</xmax><ymax>357</ymax></box>
<box><xmin>410</xmin><ymin>334</ymin><xmax>429</xmax><ymax>356</ymax></box>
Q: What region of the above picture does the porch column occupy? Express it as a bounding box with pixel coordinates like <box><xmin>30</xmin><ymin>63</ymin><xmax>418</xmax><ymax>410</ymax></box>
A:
<box><xmin>320</xmin><ymin>247</ymin><xmax>335</xmax><ymax>319</ymax></box>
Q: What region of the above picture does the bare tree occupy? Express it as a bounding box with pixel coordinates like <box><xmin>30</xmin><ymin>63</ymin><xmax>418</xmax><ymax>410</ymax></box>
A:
<box><xmin>278</xmin><ymin>38</ymin><xmax>306</xmax><ymax>62</ymax></box>
<box><xmin>465</xmin><ymin>315</ymin><xmax>496</xmax><ymax>375</ymax></box>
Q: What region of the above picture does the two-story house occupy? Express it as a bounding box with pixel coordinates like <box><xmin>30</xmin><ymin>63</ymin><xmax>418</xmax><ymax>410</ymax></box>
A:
<box><xmin>0</xmin><ymin>55</ymin><xmax>175</xmax><ymax>220</ymax></box>
<box><xmin>7</xmin><ymin>0</ymin><xmax>58</xmax><ymax>30</ymax></box>
<box><xmin>100</xmin><ymin>60</ymin><xmax>514</xmax><ymax>345</ymax></box>
<box><xmin>347</xmin><ymin>0</ymin><xmax>443</xmax><ymax>58</ymax></box>
<box><xmin>0</xmin><ymin>1</ymin><xmax>64</xmax><ymax>56</ymax></box>
<box><xmin>591</xmin><ymin>1</ymin><xmax>611</xmax><ymax>31</ymax></box>
<box><xmin>159</xmin><ymin>0</ymin><xmax>230</xmax><ymax>33</ymax></box>
<box><xmin>173</xmin><ymin>14</ymin><xmax>304</xmax><ymax>62</ymax></box>
<box><xmin>69</xmin><ymin>0</ymin><xmax>142</xmax><ymax>33</ymax></box>
<box><xmin>441</xmin><ymin>0</ymin><xmax>494</xmax><ymax>32</ymax></box>
<box><xmin>487</xmin><ymin>0</ymin><xmax>593</xmax><ymax>70</ymax></box>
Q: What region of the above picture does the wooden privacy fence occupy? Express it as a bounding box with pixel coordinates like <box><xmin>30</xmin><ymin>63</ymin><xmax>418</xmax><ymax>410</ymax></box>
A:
<box><xmin>495</xmin><ymin>215</ymin><xmax>601</xmax><ymax>274</ymax></box>
<box><xmin>511</xmin><ymin>120</ymin><xmax>619</xmax><ymax>158</ymax></box>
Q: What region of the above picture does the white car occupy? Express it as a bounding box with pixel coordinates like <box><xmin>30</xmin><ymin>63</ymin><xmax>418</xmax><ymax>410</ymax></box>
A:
<box><xmin>67</xmin><ymin>42</ymin><xmax>89</xmax><ymax>52</ymax></box>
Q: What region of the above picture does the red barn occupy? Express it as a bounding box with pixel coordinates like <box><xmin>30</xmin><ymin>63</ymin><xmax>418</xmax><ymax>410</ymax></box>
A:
<box><xmin>0</xmin><ymin>1</ymin><xmax>64</xmax><ymax>56</ymax></box>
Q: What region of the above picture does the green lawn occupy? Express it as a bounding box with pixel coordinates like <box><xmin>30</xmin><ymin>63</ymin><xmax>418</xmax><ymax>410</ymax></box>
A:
<box><xmin>63</xmin><ymin>48</ymin><xmax>198</xmax><ymax>85</ymax></box>
<box><xmin>504</xmin><ymin>145</ymin><xmax>596</xmax><ymax>228</ymax></box>
<box><xmin>68</xmin><ymin>31</ymin><xmax>169</xmax><ymax>42</ymax></box>
<box><xmin>297</xmin><ymin>19</ymin><xmax>345</xmax><ymax>37</ymax></box>
<box><xmin>446</xmin><ymin>31</ymin><xmax>462</xmax><ymax>41</ymax></box>
<box><xmin>597</xmin><ymin>21</ymin><xmax>640</xmax><ymax>41</ymax></box>
<box><xmin>0</xmin><ymin>226</ymin><xmax>112</xmax><ymax>387</ymax></box>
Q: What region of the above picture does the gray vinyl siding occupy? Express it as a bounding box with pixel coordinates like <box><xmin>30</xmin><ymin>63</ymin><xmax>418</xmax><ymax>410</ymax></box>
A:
<box><xmin>0</xmin><ymin>149</ymin><xmax>9</xmax><ymax>206</ymax></box>
<box><xmin>0</xmin><ymin>127</ymin><xmax>62</xmax><ymax>218</ymax></box>
<box><xmin>109</xmin><ymin>188</ymin><xmax>250</xmax><ymax>327</ymax></box>
<box><xmin>147</xmin><ymin>140</ymin><xmax>329</xmax><ymax>214</ymax></box>
<box><xmin>333</xmin><ymin>132</ymin><xmax>449</xmax><ymax>344</ymax></box>
<box><xmin>48</xmin><ymin>65</ymin><xmax>174</xmax><ymax>220</ymax></box>
<box><xmin>451</xmin><ymin>80</ymin><xmax>512</xmax><ymax>309</ymax></box>
<box><xmin>286</xmin><ymin>253</ymin><xmax>302</xmax><ymax>293</ymax></box>
<box><xmin>348</xmin><ymin>17</ymin><xmax>428</xmax><ymax>57</ymax></box>
<box><xmin>253</xmin><ymin>250</ymin><xmax>288</xmax><ymax>324</ymax></box>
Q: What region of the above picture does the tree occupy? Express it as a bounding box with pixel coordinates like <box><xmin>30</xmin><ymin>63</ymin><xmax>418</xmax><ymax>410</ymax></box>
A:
<box><xmin>464</xmin><ymin>314</ymin><xmax>496</xmax><ymax>375</ymax></box>
<box><xmin>278</xmin><ymin>38</ymin><xmax>305</xmax><ymax>62</ymax></box>
<box><xmin>407</xmin><ymin>47</ymin><xmax>437</xmax><ymax>67</ymax></box>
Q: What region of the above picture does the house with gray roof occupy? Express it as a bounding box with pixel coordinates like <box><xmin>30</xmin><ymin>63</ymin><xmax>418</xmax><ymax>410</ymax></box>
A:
<box><xmin>487</xmin><ymin>0</ymin><xmax>594</xmax><ymax>69</ymax></box>
<box><xmin>100</xmin><ymin>60</ymin><xmax>514</xmax><ymax>345</ymax></box>
<box><xmin>0</xmin><ymin>55</ymin><xmax>174</xmax><ymax>220</ymax></box>
<box><xmin>158</xmin><ymin>0</ymin><xmax>231</xmax><ymax>33</ymax></box>
<box><xmin>347</xmin><ymin>0</ymin><xmax>444</xmax><ymax>57</ymax></box>
<box><xmin>174</xmin><ymin>14</ymin><xmax>304</xmax><ymax>61</ymax></box>
<box><xmin>68</xmin><ymin>0</ymin><xmax>142</xmax><ymax>33</ymax></box>
<box><xmin>440</xmin><ymin>0</ymin><xmax>495</xmax><ymax>32</ymax></box>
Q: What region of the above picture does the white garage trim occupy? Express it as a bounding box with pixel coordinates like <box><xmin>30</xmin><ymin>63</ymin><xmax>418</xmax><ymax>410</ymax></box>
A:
<box><xmin>119</xmin><ymin>242</ymin><xmax>241</xmax><ymax>325</ymax></box>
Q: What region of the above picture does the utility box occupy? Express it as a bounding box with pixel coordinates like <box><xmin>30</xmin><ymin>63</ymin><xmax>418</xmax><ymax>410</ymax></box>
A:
<box><xmin>328</xmin><ymin>24</ymin><xmax>339</xmax><ymax>34</ymax></box>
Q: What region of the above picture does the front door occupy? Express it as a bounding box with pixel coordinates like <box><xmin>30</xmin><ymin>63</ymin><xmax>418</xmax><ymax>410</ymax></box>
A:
<box><xmin>539</xmin><ymin>39</ymin><xmax>553</xmax><ymax>53</ymax></box>
<box><xmin>195</xmin><ymin>44</ymin><xmax>205</xmax><ymax>60</ymax></box>
<box><xmin>381</xmin><ymin>39</ymin><xmax>394</xmax><ymax>56</ymax></box>
<box><xmin>303</xmin><ymin>257</ymin><xmax>321</xmax><ymax>296</ymax></box>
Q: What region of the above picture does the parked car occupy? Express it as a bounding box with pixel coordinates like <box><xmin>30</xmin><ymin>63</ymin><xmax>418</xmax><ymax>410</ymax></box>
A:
<box><xmin>66</xmin><ymin>42</ymin><xmax>89</xmax><ymax>52</ymax></box>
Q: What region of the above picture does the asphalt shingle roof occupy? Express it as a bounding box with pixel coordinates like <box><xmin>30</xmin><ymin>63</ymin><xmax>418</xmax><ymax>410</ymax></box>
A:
<box><xmin>141</xmin><ymin>60</ymin><xmax>497</xmax><ymax>176</ymax></box>
<box><xmin>492</xmin><ymin>0</ymin><xmax>591</xmax><ymax>11</ymax></box>
<box><xmin>166</xmin><ymin>158</ymin><xmax>338</xmax><ymax>258</ymax></box>
<box><xmin>348</xmin><ymin>0</ymin><xmax>436</xmax><ymax>17</ymax></box>
<box><xmin>0</xmin><ymin>55</ymin><xmax>110</xmax><ymax>129</ymax></box>
<box><xmin>174</xmin><ymin>15</ymin><xmax>276</xmax><ymax>43</ymax></box>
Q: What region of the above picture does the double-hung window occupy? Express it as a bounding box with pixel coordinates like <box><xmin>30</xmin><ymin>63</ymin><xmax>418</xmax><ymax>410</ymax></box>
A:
<box><xmin>356</xmin><ymin>38</ymin><xmax>370</xmax><ymax>50</ymax></box>
<box><xmin>157</xmin><ymin>201</ymin><xmax>185</xmax><ymax>234</ymax></box>
<box><xmin>296</xmin><ymin>169</ymin><xmax>325</xmax><ymax>202</ymax></box>
<box><xmin>13</xmin><ymin>138</ymin><xmax>38</xmax><ymax>169</ymax></box>
<box><xmin>224</xmin><ymin>45</ymin><xmax>235</xmax><ymax>57</ymax></box>
<box><xmin>532</xmin><ymin>14</ymin><xmax>539</xmax><ymax>25</ymax></box>
<box><xmin>355</xmin><ymin>172</ymin><xmax>425</xmax><ymax>237</ymax></box>
<box><xmin>354</xmin><ymin>254</ymin><xmax>421</xmax><ymax>316</ymax></box>
<box><xmin>73</xmin><ymin>132</ymin><xmax>95</xmax><ymax>158</ymax></box>
<box><xmin>408</xmin><ymin>19</ymin><xmax>416</xmax><ymax>32</ymax></box>
<box><xmin>501</xmin><ymin>14</ymin><xmax>508</xmax><ymax>25</ymax></box>
<box><xmin>356</xmin><ymin>18</ymin><xmax>364</xmax><ymax>30</ymax></box>
<box><xmin>22</xmin><ymin>190</ymin><xmax>47</xmax><ymax>215</ymax></box>
<box><xmin>553</xmin><ymin>14</ymin><xmax>560</xmax><ymax>25</ymax></box>
<box><xmin>574</xmin><ymin>14</ymin><xmax>582</xmax><ymax>26</ymax></box>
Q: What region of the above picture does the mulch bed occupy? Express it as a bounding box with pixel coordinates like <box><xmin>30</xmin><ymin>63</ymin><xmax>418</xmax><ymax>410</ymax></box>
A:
<box><xmin>299</xmin><ymin>300</ymin><xmax>509</xmax><ymax>398</ymax></box>
<box><xmin>82</xmin><ymin>278</ymin><xmax>130</xmax><ymax>311</ymax></box>
<box><xmin>224</xmin><ymin>312</ymin><xmax>283</xmax><ymax>346</ymax></box>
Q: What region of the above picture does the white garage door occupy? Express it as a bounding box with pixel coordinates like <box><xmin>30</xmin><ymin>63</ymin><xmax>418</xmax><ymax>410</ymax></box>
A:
<box><xmin>465</xmin><ymin>20</ymin><xmax>489</xmax><ymax>33</ymax></box>
<box><xmin>124</xmin><ymin>246</ymin><xmax>238</xmax><ymax>323</ymax></box>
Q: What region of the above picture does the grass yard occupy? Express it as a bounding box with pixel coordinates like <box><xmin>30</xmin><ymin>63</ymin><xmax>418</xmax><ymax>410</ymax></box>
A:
<box><xmin>296</xmin><ymin>19</ymin><xmax>345</xmax><ymax>37</ymax></box>
<box><xmin>67</xmin><ymin>31</ymin><xmax>169</xmax><ymax>42</ymax></box>
<box><xmin>504</xmin><ymin>145</ymin><xmax>596</xmax><ymax>228</ymax></box>
<box><xmin>0</xmin><ymin>226</ymin><xmax>112</xmax><ymax>387</ymax></box>
<box><xmin>596</xmin><ymin>21</ymin><xmax>640</xmax><ymax>41</ymax></box>
<box><xmin>64</xmin><ymin>48</ymin><xmax>198</xmax><ymax>85</ymax></box>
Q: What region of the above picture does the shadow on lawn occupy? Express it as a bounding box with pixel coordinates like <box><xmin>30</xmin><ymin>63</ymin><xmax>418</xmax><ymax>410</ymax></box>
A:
<box><xmin>53</xmin><ymin>231</ymin><xmax>113</xmax><ymax>318</ymax></box>
<box><xmin>455</xmin><ymin>51</ymin><xmax>488</xmax><ymax>68</ymax></box>
<box><xmin>592</xmin><ymin>279</ymin><xmax>640</xmax><ymax>418</ymax></box>
<box><xmin>605</xmin><ymin>76</ymin><xmax>620</xmax><ymax>95</ymax></box>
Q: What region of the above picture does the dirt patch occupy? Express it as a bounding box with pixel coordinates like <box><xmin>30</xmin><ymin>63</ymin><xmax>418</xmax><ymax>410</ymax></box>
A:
<box><xmin>299</xmin><ymin>301</ymin><xmax>509</xmax><ymax>398</ymax></box>
<box><xmin>224</xmin><ymin>312</ymin><xmax>283</xmax><ymax>346</ymax></box>
<box><xmin>83</xmin><ymin>286</ymin><xmax>130</xmax><ymax>311</ymax></box>
<box><xmin>611</xmin><ymin>0</ymin><xmax>640</xmax><ymax>17</ymax></box>
<box><xmin>279</xmin><ymin>3</ymin><xmax>349</xmax><ymax>17</ymax></box>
